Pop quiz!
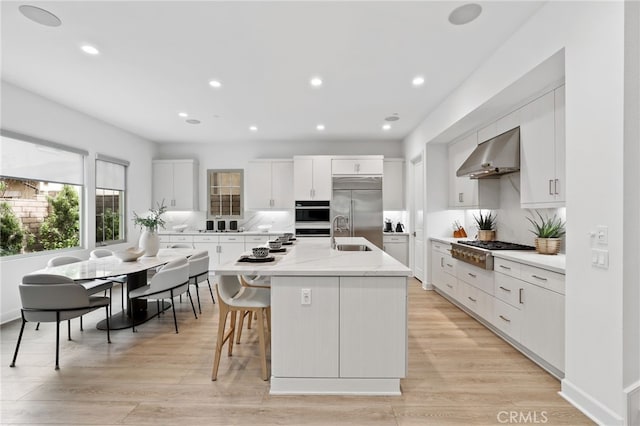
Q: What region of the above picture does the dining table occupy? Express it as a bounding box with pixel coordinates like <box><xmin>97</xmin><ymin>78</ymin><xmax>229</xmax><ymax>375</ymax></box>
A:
<box><xmin>30</xmin><ymin>248</ymin><xmax>196</xmax><ymax>330</ymax></box>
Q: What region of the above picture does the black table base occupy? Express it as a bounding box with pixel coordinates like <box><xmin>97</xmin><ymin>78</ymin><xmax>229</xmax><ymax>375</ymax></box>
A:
<box><xmin>97</xmin><ymin>301</ymin><xmax>171</xmax><ymax>330</ymax></box>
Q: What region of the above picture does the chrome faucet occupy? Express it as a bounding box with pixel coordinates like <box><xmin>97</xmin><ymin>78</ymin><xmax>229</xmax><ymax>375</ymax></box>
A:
<box><xmin>331</xmin><ymin>215</ymin><xmax>349</xmax><ymax>249</ymax></box>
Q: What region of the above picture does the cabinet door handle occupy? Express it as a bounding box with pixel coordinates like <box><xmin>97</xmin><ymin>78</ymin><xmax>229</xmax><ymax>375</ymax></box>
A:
<box><xmin>549</xmin><ymin>179</ymin><xmax>554</xmax><ymax>195</ymax></box>
<box><xmin>458</xmin><ymin>192</ymin><xmax>463</xmax><ymax>203</ymax></box>
<box><xmin>435</xmin><ymin>244</ymin><xmax>441</xmax><ymax>249</ymax></box>
<box><xmin>468</xmin><ymin>272</ymin><xmax>477</xmax><ymax>278</ymax></box>
<box><xmin>499</xmin><ymin>315</ymin><xmax>511</xmax><ymax>323</ymax></box>
<box><xmin>499</xmin><ymin>286</ymin><xmax>511</xmax><ymax>292</ymax></box>
<box><xmin>467</xmin><ymin>296</ymin><xmax>477</xmax><ymax>302</ymax></box>
<box><xmin>499</xmin><ymin>265</ymin><xmax>511</xmax><ymax>270</ymax></box>
<box><xmin>446</xmin><ymin>263</ymin><xmax>453</xmax><ymax>268</ymax></box>
<box><xmin>446</xmin><ymin>284</ymin><xmax>453</xmax><ymax>289</ymax></box>
<box><xmin>441</xmin><ymin>257</ymin><xmax>444</xmax><ymax>267</ymax></box>
<box><xmin>554</xmin><ymin>179</ymin><xmax>559</xmax><ymax>195</ymax></box>
<box><xmin>531</xmin><ymin>274</ymin><xmax>547</xmax><ymax>281</ymax></box>
<box><xmin>519</xmin><ymin>288</ymin><xmax>523</xmax><ymax>304</ymax></box>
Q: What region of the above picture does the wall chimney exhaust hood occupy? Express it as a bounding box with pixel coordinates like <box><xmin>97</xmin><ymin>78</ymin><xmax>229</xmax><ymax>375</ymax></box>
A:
<box><xmin>456</xmin><ymin>127</ymin><xmax>520</xmax><ymax>179</ymax></box>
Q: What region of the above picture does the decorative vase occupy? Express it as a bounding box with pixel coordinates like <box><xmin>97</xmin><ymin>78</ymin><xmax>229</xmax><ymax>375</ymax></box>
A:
<box><xmin>139</xmin><ymin>230</ymin><xmax>160</xmax><ymax>257</ymax></box>
<box><xmin>477</xmin><ymin>230</ymin><xmax>496</xmax><ymax>241</ymax></box>
<box><xmin>535</xmin><ymin>237</ymin><xmax>561</xmax><ymax>255</ymax></box>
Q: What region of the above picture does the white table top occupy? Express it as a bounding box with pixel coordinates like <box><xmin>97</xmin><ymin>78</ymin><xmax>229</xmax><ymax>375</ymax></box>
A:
<box><xmin>213</xmin><ymin>237</ymin><xmax>412</xmax><ymax>277</ymax></box>
<box><xmin>30</xmin><ymin>248</ymin><xmax>196</xmax><ymax>280</ymax></box>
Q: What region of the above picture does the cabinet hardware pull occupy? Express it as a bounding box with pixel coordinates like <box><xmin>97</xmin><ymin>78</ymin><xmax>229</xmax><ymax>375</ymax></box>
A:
<box><xmin>468</xmin><ymin>296</ymin><xmax>477</xmax><ymax>302</ymax></box>
<box><xmin>446</xmin><ymin>263</ymin><xmax>453</xmax><ymax>268</ymax></box>
<box><xmin>468</xmin><ymin>272</ymin><xmax>476</xmax><ymax>278</ymax></box>
<box><xmin>554</xmin><ymin>179</ymin><xmax>559</xmax><ymax>195</ymax></box>
<box><xmin>531</xmin><ymin>274</ymin><xmax>547</xmax><ymax>281</ymax></box>
<box><xmin>519</xmin><ymin>288</ymin><xmax>523</xmax><ymax>304</ymax></box>
<box><xmin>499</xmin><ymin>315</ymin><xmax>511</xmax><ymax>323</ymax></box>
<box><xmin>441</xmin><ymin>257</ymin><xmax>444</xmax><ymax>267</ymax></box>
<box><xmin>499</xmin><ymin>286</ymin><xmax>511</xmax><ymax>292</ymax></box>
<box><xmin>549</xmin><ymin>179</ymin><xmax>554</xmax><ymax>195</ymax></box>
<box><xmin>458</xmin><ymin>192</ymin><xmax>463</xmax><ymax>203</ymax></box>
<box><xmin>499</xmin><ymin>265</ymin><xmax>511</xmax><ymax>270</ymax></box>
<box><xmin>446</xmin><ymin>284</ymin><xmax>453</xmax><ymax>289</ymax></box>
<box><xmin>435</xmin><ymin>244</ymin><xmax>440</xmax><ymax>249</ymax></box>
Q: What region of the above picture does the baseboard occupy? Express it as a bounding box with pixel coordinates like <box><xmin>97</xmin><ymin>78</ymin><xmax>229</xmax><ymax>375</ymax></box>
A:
<box><xmin>423</xmin><ymin>281</ymin><xmax>434</xmax><ymax>290</ymax></box>
<box><xmin>560</xmin><ymin>378</ymin><xmax>624</xmax><ymax>426</ymax></box>
<box><xmin>1</xmin><ymin>309</ymin><xmax>21</xmax><ymax>326</ymax></box>
<box><xmin>625</xmin><ymin>381</ymin><xmax>640</xmax><ymax>426</ymax></box>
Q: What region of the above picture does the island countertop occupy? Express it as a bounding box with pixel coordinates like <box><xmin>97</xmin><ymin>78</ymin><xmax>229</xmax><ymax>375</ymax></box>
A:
<box><xmin>212</xmin><ymin>237</ymin><xmax>412</xmax><ymax>277</ymax></box>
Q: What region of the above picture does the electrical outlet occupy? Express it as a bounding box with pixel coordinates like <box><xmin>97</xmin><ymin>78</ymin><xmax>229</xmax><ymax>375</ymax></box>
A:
<box><xmin>301</xmin><ymin>288</ymin><xmax>311</xmax><ymax>305</ymax></box>
<box><xmin>596</xmin><ymin>226</ymin><xmax>609</xmax><ymax>245</ymax></box>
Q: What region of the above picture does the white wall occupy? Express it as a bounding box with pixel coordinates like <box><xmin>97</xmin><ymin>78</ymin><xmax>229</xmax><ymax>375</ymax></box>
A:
<box><xmin>156</xmin><ymin>140</ymin><xmax>402</xmax><ymax>213</ymax></box>
<box><xmin>0</xmin><ymin>81</ymin><xmax>157</xmax><ymax>324</ymax></box>
<box><xmin>403</xmin><ymin>2</ymin><xmax>632</xmax><ymax>424</ymax></box>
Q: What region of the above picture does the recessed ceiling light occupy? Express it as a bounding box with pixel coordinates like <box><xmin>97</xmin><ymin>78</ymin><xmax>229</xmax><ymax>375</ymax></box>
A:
<box><xmin>316</xmin><ymin>124</ymin><xmax>325</xmax><ymax>131</ymax></box>
<box><xmin>81</xmin><ymin>45</ymin><xmax>100</xmax><ymax>55</ymax></box>
<box><xmin>448</xmin><ymin>3</ymin><xmax>482</xmax><ymax>25</ymax></box>
<box><xmin>249</xmin><ymin>126</ymin><xmax>258</xmax><ymax>132</ymax></box>
<box><xmin>19</xmin><ymin>5</ymin><xmax>61</xmax><ymax>27</ymax></box>
<box><xmin>382</xmin><ymin>124</ymin><xmax>391</xmax><ymax>131</ymax></box>
<box><xmin>209</xmin><ymin>80</ymin><xmax>222</xmax><ymax>88</ymax></box>
<box><xmin>178</xmin><ymin>112</ymin><xmax>188</xmax><ymax>118</ymax></box>
<box><xmin>412</xmin><ymin>76</ymin><xmax>425</xmax><ymax>86</ymax></box>
<box><xmin>310</xmin><ymin>77</ymin><xmax>323</xmax><ymax>87</ymax></box>
<box><xmin>186</xmin><ymin>119</ymin><xmax>200</xmax><ymax>125</ymax></box>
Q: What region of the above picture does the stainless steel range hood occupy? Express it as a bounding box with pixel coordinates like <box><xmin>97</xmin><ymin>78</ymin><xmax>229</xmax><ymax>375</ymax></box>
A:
<box><xmin>456</xmin><ymin>127</ymin><xmax>520</xmax><ymax>179</ymax></box>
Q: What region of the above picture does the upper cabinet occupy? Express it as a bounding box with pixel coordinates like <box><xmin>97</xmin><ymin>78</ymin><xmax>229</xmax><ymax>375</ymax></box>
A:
<box><xmin>246</xmin><ymin>159</ymin><xmax>294</xmax><ymax>209</ymax></box>
<box><xmin>293</xmin><ymin>156</ymin><xmax>332</xmax><ymax>201</ymax></box>
<box><xmin>152</xmin><ymin>159</ymin><xmax>198</xmax><ymax>210</ymax></box>
<box><xmin>448</xmin><ymin>134</ymin><xmax>499</xmax><ymax>209</ymax></box>
<box><xmin>520</xmin><ymin>85</ymin><xmax>565</xmax><ymax>207</ymax></box>
<box><xmin>332</xmin><ymin>157</ymin><xmax>383</xmax><ymax>175</ymax></box>
<box><xmin>383</xmin><ymin>159</ymin><xmax>404</xmax><ymax>210</ymax></box>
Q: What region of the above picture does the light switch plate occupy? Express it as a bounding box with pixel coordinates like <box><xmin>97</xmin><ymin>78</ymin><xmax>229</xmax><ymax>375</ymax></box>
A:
<box><xmin>592</xmin><ymin>249</ymin><xmax>609</xmax><ymax>269</ymax></box>
<box><xmin>301</xmin><ymin>288</ymin><xmax>311</xmax><ymax>305</ymax></box>
<box><xmin>596</xmin><ymin>225</ymin><xmax>609</xmax><ymax>245</ymax></box>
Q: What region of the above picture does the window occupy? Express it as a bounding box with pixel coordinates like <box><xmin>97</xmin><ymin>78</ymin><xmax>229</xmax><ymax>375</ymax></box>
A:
<box><xmin>0</xmin><ymin>130</ymin><xmax>86</xmax><ymax>256</ymax></box>
<box><xmin>95</xmin><ymin>155</ymin><xmax>128</xmax><ymax>245</ymax></box>
<box><xmin>207</xmin><ymin>169</ymin><xmax>243</xmax><ymax>218</ymax></box>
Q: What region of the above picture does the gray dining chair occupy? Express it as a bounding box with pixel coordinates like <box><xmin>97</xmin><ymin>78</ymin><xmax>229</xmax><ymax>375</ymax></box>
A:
<box><xmin>90</xmin><ymin>248</ymin><xmax>127</xmax><ymax>310</ymax></box>
<box><xmin>128</xmin><ymin>257</ymin><xmax>196</xmax><ymax>333</ymax></box>
<box><xmin>188</xmin><ymin>250</ymin><xmax>214</xmax><ymax>314</ymax></box>
<box><xmin>10</xmin><ymin>273</ymin><xmax>111</xmax><ymax>370</ymax></box>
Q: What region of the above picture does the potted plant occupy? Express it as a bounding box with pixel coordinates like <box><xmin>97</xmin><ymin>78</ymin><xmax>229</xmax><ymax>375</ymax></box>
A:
<box><xmin>527</xmin><ymin>211</ymin><xmax>566</xmax><ymax>255</ymax></box>
<box><xmin>133</xmin><ymin>201</ymin><xmax>167</xmax><ymax>256</ymax></box>
<box><xmin>473</xmin><ymin>211</ymin><xmax>496</xmax><ymax>241</ymax></box>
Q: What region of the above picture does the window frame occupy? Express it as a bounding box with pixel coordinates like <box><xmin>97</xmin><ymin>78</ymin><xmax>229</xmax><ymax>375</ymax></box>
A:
<box><xmin>95</xmin><ymin>154</ymin><xmax>128</xmax><ymax>246</ymax></box>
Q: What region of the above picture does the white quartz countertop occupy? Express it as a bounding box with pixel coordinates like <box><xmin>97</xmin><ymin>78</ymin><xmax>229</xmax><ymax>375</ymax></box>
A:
<box><xmin>429</xmin><ymin>236</ymin><xmax>566</xmax><ymax>274</ymax></box>
<box><xmin>213</xmin><ymin>237</ymin><xmax>412</xmax><ymax>277</ymax></box>
<box><xmin>160</xmin><ymin>230</ymin><xmax>291</xmax><ymax>237</ymax></box>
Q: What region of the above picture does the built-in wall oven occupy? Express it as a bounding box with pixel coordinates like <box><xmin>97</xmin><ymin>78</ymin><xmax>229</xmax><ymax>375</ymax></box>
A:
<box><xmin>295</xmin><ymin>200</ymin><xmax>330</xmax><ymax>237</ymax></box>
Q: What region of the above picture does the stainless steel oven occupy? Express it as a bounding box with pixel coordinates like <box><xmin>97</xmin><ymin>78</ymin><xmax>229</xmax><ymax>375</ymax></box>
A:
<box><xmin>295</xmin><ymin>200</ymin><xmax>330</xmax><ymax>237</ymax></box>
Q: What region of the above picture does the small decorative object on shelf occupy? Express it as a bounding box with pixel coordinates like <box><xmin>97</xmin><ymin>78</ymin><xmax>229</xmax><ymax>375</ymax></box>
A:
<box><xmin>473</xmin><ymin>211</ymin><xmax>496</xmax><ymax>241</ymax></box>
<box><xmin>133</xmin><ymin>201</ymin><xmax>167</xmax><ymax>257</ymax></box>
<box><xmin>527</xmin><ymin>211</ymin><xmax>566</xmax><ymax>255</ymax></box>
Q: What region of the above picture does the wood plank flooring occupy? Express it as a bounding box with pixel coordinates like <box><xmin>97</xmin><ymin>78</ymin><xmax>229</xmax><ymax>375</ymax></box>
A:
<box><xmin>1</xmin><ymin>279</ymin><xmax>592</xmax><ymax>425</ymax></box>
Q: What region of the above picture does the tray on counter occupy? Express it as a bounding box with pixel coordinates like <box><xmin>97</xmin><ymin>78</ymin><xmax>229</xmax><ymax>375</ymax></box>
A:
<box><xmin>281</xmin><ymin>241</ymin><xmax>293</xmax><ymax>245</ymax></box>
<box><xmin>238</xmin><ymin>255</ymin><xmax>275</xmax><ymax>263</ymax></box>
<box><xmin>269</xmin><ymin>248</ymin><xmax>287</xmax><ymax>253</ymax></box>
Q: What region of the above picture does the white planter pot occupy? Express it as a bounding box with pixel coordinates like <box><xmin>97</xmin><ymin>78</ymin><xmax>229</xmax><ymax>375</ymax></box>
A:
<box><xmin>139</xmin><ymin>230</ymin><xmax>160</xmax><ymax>257</ymax></box>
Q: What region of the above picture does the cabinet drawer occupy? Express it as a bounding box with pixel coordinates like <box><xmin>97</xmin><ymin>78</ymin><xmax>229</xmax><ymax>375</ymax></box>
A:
<box><xmin>245</xmin><ymin>235</ymin><xmax>270</xmax><ymax>244</ymax></box>
<box><xmin>170</xmin><ymin>235</ymin><xmax>193</xmax><ymax>243</ymax></box>
<box><xmin>521</xmin><ymin>264</ymin><xmax>565</xmax><ymax>294</ymax></box>
<box><xmin>384</xmin><ymin>235</ymin><xmax>408</xmax><ymax>243</ymax></box>
<box><xmin>494</xmin><ymin>257</ymin><xmax>521</xmax><ymax>279</ymax></box>
<box><xmin>431</xmin><ymin>241</ymin><xmax>451</xmax><ymax>255</ymax></box>
<box><xmin>440</xmin><ymin>272</ymin><xmax>458</xmax><ymax>299</ymax></box>
<box><xmin>193</xmin><ymin>234</ymin><xmax>218</xmax><ymax>243</ymax></box>
<box><xmin>456</xmin><ymin>262</ymin><xmax>494</xmax><ymax>295</ymax></box>
<box><xmin>219</xmin><ymin>235</ymin><xmax>242</xmax><ymax>243</ymax></box>
<box><xmin>493</xmin><ymin>298</ymin><xmax>522</xmax><ymax>342</ymax></box>
<box><xmin>158</xmin><ymin>235</ymin><xmax>171</xmax><ymax>243</ymax></box>
<box><xmin>443</xmin><ymin>256</ymin><xmax>456</xmax><ymax>276</ymax></box>
<box><xmin>494</xmin><ymin>272</ymin><xmax>522</xmax><ymax>308</ymax></box>
<box><xmin>459</xmin><ymin>281</ymin><xmax>492</xmax><ymax>318</ymax></box>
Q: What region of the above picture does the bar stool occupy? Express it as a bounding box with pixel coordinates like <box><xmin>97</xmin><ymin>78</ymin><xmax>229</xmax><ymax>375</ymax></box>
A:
<box><xmin>236</xmin><ymin>275</ymin><xmax>270</xmax><ymax>344</ymax></box>
<box><xmin>211</xmin><ymin>275</ymin><xmax>271</xmax><ymax>381</ymax></box>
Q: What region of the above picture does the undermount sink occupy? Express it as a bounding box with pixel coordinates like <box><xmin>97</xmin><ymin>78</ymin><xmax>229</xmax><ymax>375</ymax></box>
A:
<box><xmin>335</xmin><ymin>244</ymin><xmax>372</xmax><ymax>252</ymax></box>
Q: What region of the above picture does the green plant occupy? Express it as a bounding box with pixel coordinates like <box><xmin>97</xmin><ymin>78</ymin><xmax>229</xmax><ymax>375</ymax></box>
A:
<box><xmin>527</xmin><ymin>211</ymin><xmax>566</xmax><ymax>238</ymax></box>
<box><xmin>0</xmin><ymin>201</ymin><xmax>25</xmax><ymax>256</ymax></box>
<box><xmin>133</xmin><ymin>201</ymin><xmax>167</xmax><ymax>232</ymax></box>
<box><xmin>97</xmin><ymin>207</ymin><xmax>121</xmax><ymax>242</ymax></box>
<box><xmin>473</xmin><ymin>211</ymin><xmax>496</xmax><ymax>230</ymax></box>
<box><xmin>39</xmin><ymin>185</ymin><xmax>80</xmax><ymax>250</ymax></box>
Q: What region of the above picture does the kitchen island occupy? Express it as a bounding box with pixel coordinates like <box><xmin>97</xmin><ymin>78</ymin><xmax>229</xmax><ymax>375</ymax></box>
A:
<box><xmin>213</xmin><ymin>237</ymin><xmax>412</xmax><ymax>395</ymax></box>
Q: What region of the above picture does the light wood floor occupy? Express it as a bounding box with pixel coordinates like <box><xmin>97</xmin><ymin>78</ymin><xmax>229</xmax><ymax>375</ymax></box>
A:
<box><xmin>1</xmin><ymin>279</ymin><xmax>592</xmax><ymax>425</ymax></box>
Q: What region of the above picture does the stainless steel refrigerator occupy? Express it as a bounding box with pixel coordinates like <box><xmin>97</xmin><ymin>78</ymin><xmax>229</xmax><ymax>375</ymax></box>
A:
<box><xmin>331</xmin><ymin>176</ymin><xmax>383</xmax><ymax>249</ymax></box>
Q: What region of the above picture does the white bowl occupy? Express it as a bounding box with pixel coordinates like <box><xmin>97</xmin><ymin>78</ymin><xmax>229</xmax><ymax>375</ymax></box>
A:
<box><xmin>114</xmin><ymin>247</ymin><xmax>145</xmax><ymax>262</ymax></box>
<box><xmin>257</xmin><ymin>224</ymin><xmax>272</xmax><ymax>233</ymax></box>
<box><xmin>172</xmin><ymin>224</ymin><xmax>188</xmax><ymax>233</ymax></box>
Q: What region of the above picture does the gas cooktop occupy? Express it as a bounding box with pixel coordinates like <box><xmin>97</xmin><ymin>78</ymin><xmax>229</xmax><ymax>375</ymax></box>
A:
<box><xmin>456</xmin><ymin>240</ymin><xmax>536</xmax><ymax>251</ymax></box>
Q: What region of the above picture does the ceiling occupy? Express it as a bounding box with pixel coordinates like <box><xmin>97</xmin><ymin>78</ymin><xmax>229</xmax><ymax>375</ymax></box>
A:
<box><xmin>1</xmin><ymin>1</ymin><xmax>545</xmax><ymax>144</ymax></box>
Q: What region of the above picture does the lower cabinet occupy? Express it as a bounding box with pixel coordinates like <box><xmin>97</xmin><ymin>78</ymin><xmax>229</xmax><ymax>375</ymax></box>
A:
<box><xmin>383</xmin><ymin>234</ymin><xmax>409</xmax><ymax>266</ymax></box>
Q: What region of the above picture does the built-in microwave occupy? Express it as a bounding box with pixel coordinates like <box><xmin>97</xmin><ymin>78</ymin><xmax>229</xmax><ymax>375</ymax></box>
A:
<box><xmin>295</xmin><ymin>200</ymin><xmax>330</xmax><ymax>237</ymax></box>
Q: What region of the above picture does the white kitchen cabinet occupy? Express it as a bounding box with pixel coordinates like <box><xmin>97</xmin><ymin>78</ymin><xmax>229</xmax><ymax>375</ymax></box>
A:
<box><xmin>430</xmin><ymin>241</ymin><xmax>457</xmax><ymax>298</ymax></box>
<box><xmin>520</xmin><ymin>86</ymin><xmax>565</xmax><ymax>207</ymax></box>
<box><xmin>383</xmin><ymin>159</ymin><xmax>404</xmax><ymax>210</ymax></box>
<box><xmin>218</xmin><ymin>235</ymin><xmax>245</xmax><ymax>265</ymax></box>
<box><xmin>383</xmin><ymin>234</ymin><xmax>408</xmax><ymax>266</ymax></box>
<box><xmin>192</xmin><ymin>234</ymin><xmax>219</xmax><ymax>270</ymax></box>
<box><xmin>246</xmin><ymin>159</ymin><xmax>294</xmax><ymax>209</ymax></box>
<box><xmin>293</xmin><ymin>156</ymin><xmax>332</xmax><ymax>201</ymax></box>
<box><xmin>332</xmin><ymin>157</ymin><xmax>383</xmax><ymax>175</ymax></box>
<box><xmin>477</xmin><ymin>109</ymin><xmax>521</xmax><ymax>144</ymax></box>
<box><xmin>448</xmin><ymin>133</ymin><xmax>499</xmax><ymax>209</ymax></box>
<box><xmin>152</xmin><ymin>159</ymin><xmax>198</xmax><ymax>210</ymax></box>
